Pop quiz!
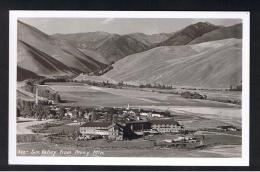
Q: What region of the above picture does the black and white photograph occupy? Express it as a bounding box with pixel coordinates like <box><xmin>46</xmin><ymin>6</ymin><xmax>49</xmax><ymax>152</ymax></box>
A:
<box><xmin>8</xmin><ymin>11</ymin><xmax>250</xmax><ymax>166</ymax></box>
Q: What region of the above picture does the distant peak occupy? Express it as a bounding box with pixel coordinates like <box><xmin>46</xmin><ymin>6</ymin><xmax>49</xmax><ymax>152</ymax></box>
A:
<box><xmin>193</xmin><ymin>21</ymin><xmax>215</xmax><ymax>26</ymax></box>
<box><xmin>180</xmin><ymin>21</ymin><xmax>219</xmax><ymax>33</ymax></box>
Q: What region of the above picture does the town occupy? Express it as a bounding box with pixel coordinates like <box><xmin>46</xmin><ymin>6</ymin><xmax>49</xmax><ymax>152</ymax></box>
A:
<box><xmin>16</xmin><ymin>80</ymin><xmax>241</xmax><ymax>154</ymax></box>
<box><xmin>19</xmin><ymin>100</ymin><xmax>185</xmax><ymax>141</ymax></box>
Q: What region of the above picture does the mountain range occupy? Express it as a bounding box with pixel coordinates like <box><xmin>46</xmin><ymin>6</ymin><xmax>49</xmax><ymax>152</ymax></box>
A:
<box><xmin>17</xmin><ymin>20</ymin><xmax>242</xmax><ymax>88</ymax></box>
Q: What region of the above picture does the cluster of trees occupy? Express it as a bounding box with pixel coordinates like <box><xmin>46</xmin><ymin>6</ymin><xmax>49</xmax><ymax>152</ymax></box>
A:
<box><xmin>17</xmin><ymin>98</ymin><xmax>66</xmax><ymax>119</ymax></box>
<box><xmin>229</xmin><ymin>84</ymin><xmax>242</xmax><ymax>91</ymax></box>
<box><xmin>39</xmin><ymin>77</ymin><xmax>69</xmax><ymax>83</ymax></box>
<box><xmin>75</xmin><ymin>79</ymin><xmax>123</xmax><ymax>89</ymax></box>
<box><xmin>17</xmin><ymin>99</ymin><xmax>51</xmax><ymax>119</ymax></box>
<box><xmin>74</xmin><ymin>79</ymin><xmax>174</xmax><ymax>90</ymax></box>
<box><xmin>25</xmin><ymin>76</ymin><xmax>75</xmax><ymax>85</ymax></box>
<box><xmin>229</xmin><ymin>81</ymin><xmax>242</xmax><ymax>91</ymax></box>
<box><xmin>180</xmin><ymin>91</ymin><xmax>241</xmax><ymax>105</ymax></box>
<box><xmin>87</xmin><ymin>65</ymin><xmax>113</xmax><ymax>76</ymax></box>
<box><xmin>24</xmin><ymin>80</ymin><xmax>61</xmax><ymax>103</ymax></box>
<box><xmin>207</xmin><ymin>97</ymin><xmax>241</xmax><ymax>105</ymax></box>
<box><xmin>139</xmin><ymin>83</ymin><xmax>173</xmax><ymax>89</ymax></box>
<box><xmin>180</xmin><ymin>91</ymin><xmax>207</xmax><ymax>100</ymax></box>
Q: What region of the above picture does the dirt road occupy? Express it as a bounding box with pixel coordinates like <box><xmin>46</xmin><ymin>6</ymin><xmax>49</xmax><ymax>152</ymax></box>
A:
<box><xmin>17</xmin><ymin>117</ymin><xmax>54</xmax><ymax>135</ymax></box>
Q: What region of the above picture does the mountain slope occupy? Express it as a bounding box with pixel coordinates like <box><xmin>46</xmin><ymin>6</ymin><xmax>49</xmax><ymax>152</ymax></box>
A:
<box><xmin>126</xmin><ymin>33</ymin><xmax>173</xmax><ymax>46</ymax></box>
<box><xmin>17</xmin><ymin>66</ymin><xmax>40</xmax><ymax>81</ymax></box>
<box><xmin>53</xmin><ymin>32</ymin><xmax>112</xmax><ymax>64</ymax></box>
<box><xmin>53</xmin><ymin>32</ymin><xmax>153</xmax><ymax>64</ymax></box>
<box><xmin>17</xmin><ymin>21</ymin><xmax>107</xmax><ymax>77</ymax></box>
<box><xmin>104</xmin><ymin>38</ymin><xmax>242</xmax><ymax>88</ymax></box>
<box><xmin>158</xmin><ymin>22</ymin><xmax>221</xmax><ymax>46</ymax></box>
<box><xmin>188</xmin><ymin>23</ymin><xmax>242</xmax><ymax>44</ymax></box>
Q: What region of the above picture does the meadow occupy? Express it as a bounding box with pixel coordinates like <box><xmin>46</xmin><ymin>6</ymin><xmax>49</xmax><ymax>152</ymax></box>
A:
<box><xmin>46</xmin><ymin>82</ymin><xmax>240</xmax><ymax>108</ymax></box>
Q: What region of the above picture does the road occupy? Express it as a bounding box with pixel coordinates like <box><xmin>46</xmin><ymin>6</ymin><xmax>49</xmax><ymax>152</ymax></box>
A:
<box><xmin>17</xmin><ymin>117</ymin><xmax>54</xmax><ymax>135</ymax></box>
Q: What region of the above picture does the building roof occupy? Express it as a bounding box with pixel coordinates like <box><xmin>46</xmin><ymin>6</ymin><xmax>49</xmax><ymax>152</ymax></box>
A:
<box><xmin>217</xmin><ymin>125</ymin><xmax>237</xmax><ymax>129</ymax></box>
<box><xmin>80</xmin><ymin>122</ymin><xmax>112</xmax><ymax>127</ymax></box>
<box><xmin>150</xmin><ymin>119</ymin><xmax>179</xmax><ymax>125</ymax></box>
<box><xmin>111</xmin><ymin>124</ymin><xmax>123</xmax><ymax>131</ymax></box>
<box><xmin>126</xmin><ymin>120</ymin><xmax>149</xmax><ymax>124</ymax></box>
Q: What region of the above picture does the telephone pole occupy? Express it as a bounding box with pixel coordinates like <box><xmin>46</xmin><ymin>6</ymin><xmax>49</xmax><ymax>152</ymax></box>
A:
<box><xmin>35</xmin><ymin>85</ymin><xmax>38</xmax><ymax>105</ymax></box>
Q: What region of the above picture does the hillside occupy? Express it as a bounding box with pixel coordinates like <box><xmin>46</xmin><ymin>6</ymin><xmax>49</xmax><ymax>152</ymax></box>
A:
<box><xmin>17</xmin><ymin>66</ymin><xmax>40</xmax><ymax>81</ymax></box>
<box><xmin>127</xmin><ymin>32</ymin><xmax>173</xmax><ymax>46</ymax></box>
<box><xmin>158</xmin><ymin>22</ymin><xmax>221</xmax><ymax>46</ymax></box>
<box><xmin>53</xmin><ymin>32</ymin><xmax>112</xmax><ymax>64</ymax></box>
<box><xmin>104</xmin><ymin>38</ymin><xmax>242</xmax><ymax>88</ymax></box>
<box><xmin>92</xmin><ymin>34</ymin><xmax>150</xmax><ymax>63</ymax></box>
<box><xmin>188</xmin><ymin>23</ymin><xmax>242</xmax><ymax>44</ymax></box>
<box><xmin>18</xmin><ymin>21</ymin><xmax>172</xmax><ymax>80</ymax></box>
<box><xmin>17</xmin><ymin>21</ymin><xmax>107</xmax><ymax>78</ymax></box>
<box><xmin>53</xmin><ymin>32</ymin><xmax>153</xmax><ymax>64</ymax></box>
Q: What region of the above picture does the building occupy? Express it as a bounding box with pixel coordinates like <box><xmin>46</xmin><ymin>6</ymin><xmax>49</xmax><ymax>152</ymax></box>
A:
<box><xmin>217</xmin><ymin>125</ymin><xmax>240</xmax><ymax>131</ymax></box>
<box><xmin>125</xmin><ymin>120</ymin><xmax>151</xmax><ymax>132</ymax></box>
<box><xmin>150</xmin><ymin>119</ymin><xmax>182</xmax><ymax>133</ymax></box>
<box><xmin>139</xmin><ymin>109</ymin><xmax>169</xmax><ymax>118</ymax></box>
<box><xmin>79</xmin><ymin>122</ymin><xmax>123</xmax><ymax>140</ymax></box>
<box><xmin>64</xmin><ymin>111</ymin><xmax>73</xmax><ymax>118</ymax></box>
<box><xmin>151</xmin><ymin>112</ymin><xmax>164</xmax><ymax>118</ymax></box>
<box><xmin>83</xmin><ymin>111</ymin><xmax>91</xmax><ymax>121</ymax></box>
<box><xmin>140</xmin><ymin>112</ymin><xmax>151</xmax><ymax>117</ymax></box>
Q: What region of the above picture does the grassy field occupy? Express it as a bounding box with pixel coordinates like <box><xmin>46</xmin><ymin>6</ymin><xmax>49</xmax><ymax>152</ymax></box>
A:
<box><xmin>17</xmin><ymin>141</ymin><xmax>241</xmax><ymax>157</ymax></box>
<box><xmin>46</xmin><ymin>82</ymin><xmax>240</xmax><ymax>108</ymax></box>
<box><xmin>150</xmin><ymin>87</ymin><xmax>241</xmax><ymax>101</ymax></box>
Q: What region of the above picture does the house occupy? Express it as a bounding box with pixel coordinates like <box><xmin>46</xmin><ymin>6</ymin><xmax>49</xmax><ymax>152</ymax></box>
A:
<box><xmin>83</xmin><ymin>112</ymin><xmax>91</xmax><ymax>121</ymax></box>
<box><xmin>217</xmin><ymin>125</ymin><xmax>239</xmax><ymax>131</ymax></box>
<box><xmin>151</xmin><ymin>113</ymin><xmax>163</xmax><ymax>118</ymax></box>
<box><xmin>150</xmin><ymin>119</ymin><xmax>182</xmax><ymax>133</ymax></box>
<box><xmin>140</xmin><ymin>112</ymin><xmax>151</xmax><ymax>117</ymax></box>
<box><xmin>64</xmin><ymin>111</ymin><xmax>73</xmax><ymax>118</ymax></box>
<box><xmin>47</xmin><ymin>99</ymin><xmax>54</xmax><ymax>105</ymax></box>
<box><xmin>139</xmin><ymin>109</ymin><xmax>167</xmax><ymax>118</ymax></box>
<box><xmin>79</xmin><ymin>122</ymin><xmax>123</xmax><ymax>140</ymax></box>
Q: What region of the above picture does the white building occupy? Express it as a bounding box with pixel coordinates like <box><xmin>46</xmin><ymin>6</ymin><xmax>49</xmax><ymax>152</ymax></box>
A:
<box><xmin>151</xmin><ymin>113</ymin><xmax>163</xmax><ymax>118</ymax></box>
<box><xmin>79</xmin><ymin>122</ymin><xmax>123</xmax><ymax>140</ymax></box>
<box><xmin>150</xmin><ymin>119</ymin><xmax>182</xmax><ymax>133</ymax></box>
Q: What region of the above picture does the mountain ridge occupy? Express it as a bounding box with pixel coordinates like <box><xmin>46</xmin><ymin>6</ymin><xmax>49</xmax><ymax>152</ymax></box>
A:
<box><xmin>103</xmin><ymin>38</ymin><xmax>242</xmax><ymax>88</ymax></box>
<box><xmin>18</xmin><ymin>20</ymin><xmax>108</xmax><ymax>77</ymax></box>
<box><xmin>158</xmin><ymin>22</ymin><xmax>222</xmax><ymax>46</ymax></box>
<box><xmin>188</xmin><ymin>23</ymin><xmax>242</xmax><ymax>44</ymax></box>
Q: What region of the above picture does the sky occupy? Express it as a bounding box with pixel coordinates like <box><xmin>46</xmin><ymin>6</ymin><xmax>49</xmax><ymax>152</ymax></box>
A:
<box><xmin>19</xmin><ymin>18</ymin><xmax>242</xmax><ymax>35</ymax></box>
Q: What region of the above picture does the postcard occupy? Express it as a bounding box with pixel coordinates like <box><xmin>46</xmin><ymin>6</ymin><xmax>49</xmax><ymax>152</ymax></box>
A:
<box><xmin>9</xmin><ymin>11</ymin><xmax>250</xmax><ymax>166</ymax></box>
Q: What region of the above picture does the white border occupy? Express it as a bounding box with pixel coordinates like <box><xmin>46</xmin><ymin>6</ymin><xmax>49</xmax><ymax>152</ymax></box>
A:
<box><xmin>9</xmin><ymin>11</ymin><xmax>250</xmax><ymax>166</ymax></box>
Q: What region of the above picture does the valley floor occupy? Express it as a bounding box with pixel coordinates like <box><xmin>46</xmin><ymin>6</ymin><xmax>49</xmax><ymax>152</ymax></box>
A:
<box><xmin>16</xmin><ymin>82</ymin><xmax>242</xmax><ymax>158</ymax></box>
<box><xmin>46</xmin><ymin>82</ymin><xmax>241</xmax><ymax>108</ymax></box>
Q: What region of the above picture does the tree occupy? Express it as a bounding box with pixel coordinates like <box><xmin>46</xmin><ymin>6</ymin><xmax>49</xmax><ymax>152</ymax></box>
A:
<box><xmin>91</xmin><ymin>110</ymin><xmax>97</xmax><ymax>121</ymax></box>
<box><xmin>17</xmin><ymin>108</ymin><xmax>21</xmax><ymax>117</ymax></box>
<box><xmin>118</xmin><ymin>81</ymin><xmax>124</xmax><ymax>86</ymax></box>
<box><xmin>58</xmin><ymin>107</ymin><xmax>65</xmax><ymax>120</ymax></box>
<box><xmin>54</xmin><ymin>92</ymin><xmax>61</xmax><ymax>103</ymax></box>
